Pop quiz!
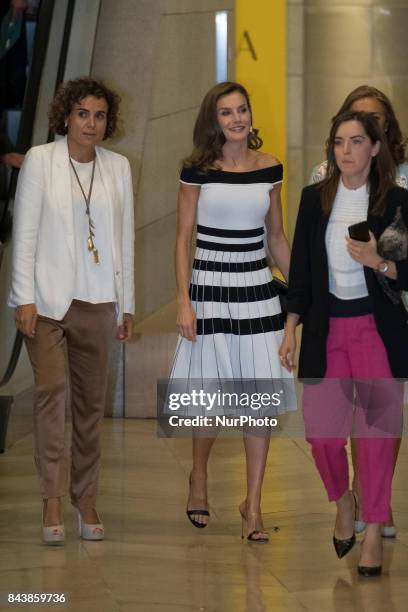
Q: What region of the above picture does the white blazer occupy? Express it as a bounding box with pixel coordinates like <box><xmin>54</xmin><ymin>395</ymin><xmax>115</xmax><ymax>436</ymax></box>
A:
<box><xmin>8</xmin><ymin>137</ymin><xmax>135</xmax><ymax>324</ymax></box>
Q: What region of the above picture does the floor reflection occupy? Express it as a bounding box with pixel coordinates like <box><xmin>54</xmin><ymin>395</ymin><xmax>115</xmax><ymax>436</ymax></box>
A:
<box><xmin>0</xmin><ymin>419</ymin><xmax>407</xmax><ymax>611</ymax></box>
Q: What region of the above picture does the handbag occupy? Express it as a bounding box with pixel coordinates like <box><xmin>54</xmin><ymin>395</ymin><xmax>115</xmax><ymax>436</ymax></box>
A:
<box><xmin>376</xmin><ymin>206</ymin><xmax>408</xmax><ymax>311</ymax></box>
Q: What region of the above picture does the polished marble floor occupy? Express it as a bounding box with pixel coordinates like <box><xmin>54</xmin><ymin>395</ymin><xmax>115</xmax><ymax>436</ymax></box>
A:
<box><xmin>1</xmin><ymin>416</ymin><xmax>408</xmax><ymax>612</ymax></box>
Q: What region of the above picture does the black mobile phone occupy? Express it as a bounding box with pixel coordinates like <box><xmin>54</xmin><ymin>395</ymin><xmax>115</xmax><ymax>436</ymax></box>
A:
<box><xmin>348</xmin><ymin>221</ymin><xmax>370</xmax><ymax>242</ymax></box>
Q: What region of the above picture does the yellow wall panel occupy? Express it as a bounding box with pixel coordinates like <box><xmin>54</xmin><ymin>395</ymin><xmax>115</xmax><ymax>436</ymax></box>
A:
<box><xmin>235</xmin><ymin>0</ymin><xmax>287</xmax><ymax>217</ymax></box>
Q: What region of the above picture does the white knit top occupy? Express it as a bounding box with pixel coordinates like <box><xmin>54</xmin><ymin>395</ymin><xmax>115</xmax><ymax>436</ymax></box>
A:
<box><xmin>325</xmin><ymin>179</ymin><xmax>369</xmax><ymax>300</ymax></box>
<box><xmin>70</xmin><ymin>158</ymin><xmax>117</xmax><ymax>304</ymax></box>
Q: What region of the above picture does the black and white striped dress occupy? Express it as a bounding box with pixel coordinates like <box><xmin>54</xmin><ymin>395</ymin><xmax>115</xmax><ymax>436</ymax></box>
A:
<box><xmin>170</xmin><ymin>165</ymin><xmax>295</xmax><ymax>414</ymax></box>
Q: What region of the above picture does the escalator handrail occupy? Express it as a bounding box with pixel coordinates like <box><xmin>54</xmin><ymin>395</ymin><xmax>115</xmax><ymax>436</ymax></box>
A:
<box><xmin>0</xmin><ymin>331</ymin><xmax>22</xmax><ymax>388</ymax></box>
<box><xmin>0</xmin><ymin>0</ymin><xmax>60</xmax><ymax>390</ymax></box>
<box><xmin>5</xmin><ymin>0</ymin><xmax>56</xmax><ymax>209</ymax></box>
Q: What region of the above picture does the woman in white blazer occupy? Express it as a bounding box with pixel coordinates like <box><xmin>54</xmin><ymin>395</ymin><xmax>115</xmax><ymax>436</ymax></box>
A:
<box><xmin>9</xmin><ymin>77</ymin><xmax>135</xmax><ymax>545</ymax></box>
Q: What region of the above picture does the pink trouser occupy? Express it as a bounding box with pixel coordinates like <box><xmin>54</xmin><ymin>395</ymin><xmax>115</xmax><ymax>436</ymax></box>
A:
<box><xmin>303</xmin><ymin>315</ymin><xmax>403</xmax><ymax>523</ymax></box>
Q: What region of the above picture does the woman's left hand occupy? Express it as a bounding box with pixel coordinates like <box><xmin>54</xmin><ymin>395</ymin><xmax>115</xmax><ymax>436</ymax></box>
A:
<box><xmin>346</xmin><ymin>231</ymin><xmax>381</xmax><ymax>269</ymax></box>
<box><xmin>116</xmin><ymin>313</ymin><xmax>134</xmax><ymax>342</ymax></box>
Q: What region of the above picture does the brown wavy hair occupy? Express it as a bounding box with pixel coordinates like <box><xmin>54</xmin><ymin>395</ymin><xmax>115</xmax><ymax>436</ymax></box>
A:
<box><xmin>334</xmin><ymin>85</ymin><xmax>406</xmax><ymax>166</ymax></box>
<box><xmin>48</xmin><ymin>77</ymin><xmax>120</xmax><ymax>139</ymax></box>
<box><xmin>183</xmin><ymin>81</ymin><xmax>262</xmax><ymax>171</ymax></box>
<box><xmin>318</xmin><ymin>111</ymin><xmax>395</xmax><ymax>216</ymax></box>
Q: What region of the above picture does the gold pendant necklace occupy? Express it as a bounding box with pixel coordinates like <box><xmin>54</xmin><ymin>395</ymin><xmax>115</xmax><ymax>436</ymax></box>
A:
<box><xmin>69</xmin><ymin>156</ymin><xmax>100</xmax><ymax>264</ymax></box>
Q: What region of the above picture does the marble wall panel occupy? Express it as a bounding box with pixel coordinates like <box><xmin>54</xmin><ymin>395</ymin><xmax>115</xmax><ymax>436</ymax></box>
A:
<box><xmin>373</xmin><ymin>0</ymin><xmax>408</xmax><ymax>4</ymax></box>
<box><xmin>134</xmin><ymin>212</ymin><xmax>178</xmax><ymax>322</ymax></box>
<box><xmin>92</xmin><ymin>0</ymin><xmax>162</xmax><ymax>175</ymax></box>
<box><xmin>373</xmin><ymin>7</ymin><xmax>408</xmax><ymax>76</ymax></box>
<box><xmin>287</xmin><ymin>76</ymin><xmax>304</xmax><ymax>149</ymax></box>
<box><xmin>97</xmin><ymin>0</ymin><xmax>159</xmax><ymax>23</ymax></box>
<box><xmin>287</xmin><ymin>3</ymin><xmax>304</xmax><ymax>76</ymax></box>
<box><xmin>150</xmin><ymin>13</ymin><xmax>216</xmax><ymax>119</ymax></box>
<box><xmin>305</xmin><ymin>7</ymin><xmax>372</xmax><ymax>77</ymax></box>
<box><xmin>306</xmin><ymin>0</ymin><xmax>373</xmax><ymax>5</ymax></box>
<box><xmin>162</xmin><ymin>0</ymin><xmax>233</xmax><ymax>13</ymax></box>
<box><xmin>125</xmin><ymin>329</ymin><xmax>178</xmax><ymax>417</ymax></box>
<box><xmin>135</xmin><ymin>109</ymin><xmax>197</xmax><ymax>229</ymax></box>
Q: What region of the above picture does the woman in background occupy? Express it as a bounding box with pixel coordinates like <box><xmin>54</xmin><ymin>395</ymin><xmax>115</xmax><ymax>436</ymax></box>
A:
<box><xmin>311</xmin><ymin>85</ymin><xmax>408</xmax><ymax>188</ymax></box>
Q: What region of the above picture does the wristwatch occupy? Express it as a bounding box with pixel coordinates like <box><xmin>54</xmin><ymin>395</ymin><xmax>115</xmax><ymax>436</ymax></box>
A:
<box><xmin>377</xmin><ymin>259</ymin><xmax>389</xmax><ymax>274</ymax></box>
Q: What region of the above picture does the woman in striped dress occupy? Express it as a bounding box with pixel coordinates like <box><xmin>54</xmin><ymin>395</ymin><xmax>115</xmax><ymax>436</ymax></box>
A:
<box><xmin>171</xmin><ymin>82</ymin><xmax>294</xmax><ymax>541</ymax></box>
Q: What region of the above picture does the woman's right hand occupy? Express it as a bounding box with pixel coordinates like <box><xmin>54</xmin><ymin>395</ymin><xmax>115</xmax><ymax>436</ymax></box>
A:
<box><xmin>177</xmin><ymin>299</ymin><xmax>197</xmax><ymax>342</ymax></box>
<box><xmin>15</xmin><ymin>303</ymin><xmax>38</xmax><ymax>338</ymax></box>
<box><xmin>279</xmin><ymin>330</ymin><xmax>297</xmax><ymax>372</ymax></box>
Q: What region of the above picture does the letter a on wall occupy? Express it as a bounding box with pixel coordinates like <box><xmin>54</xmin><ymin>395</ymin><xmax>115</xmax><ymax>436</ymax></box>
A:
<box><xmin>237</xmin><ymin>31</ymin><xmax>258</xmax><ymax>60</ymax></box>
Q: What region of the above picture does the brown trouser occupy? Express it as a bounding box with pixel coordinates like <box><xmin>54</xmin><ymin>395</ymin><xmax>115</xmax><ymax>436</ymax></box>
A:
<box><xmin>24</xmin><ymin>300</ymin><xmax>116</xmax><ymax>511</ymax></box>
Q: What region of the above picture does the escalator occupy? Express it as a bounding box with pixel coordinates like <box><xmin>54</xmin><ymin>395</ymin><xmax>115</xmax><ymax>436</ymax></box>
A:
<box><xmin>0</xmin><ymin>0</ymin><xmax>101</xmax><ymax>452</ymax></box>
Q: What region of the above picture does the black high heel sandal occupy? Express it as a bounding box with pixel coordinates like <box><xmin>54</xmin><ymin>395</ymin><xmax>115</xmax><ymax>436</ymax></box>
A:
<box><xmin>186</xmin><ymin>473</ymin><xmax>209</xmax><ymax>529</ymax></box>
<box><xmin>186</xmin><ymin>508</ymin><xmax>210</xmax><ymax>529</ymax></box>
<box><xmin>239</xmin><ymin>505</ymin><xmax>269</xmax><ymax>544</ymax></box>
<box><xmin>333</xmin><ymin>491</ymin><xmax>356</xmax><ymax>558</ymax></box>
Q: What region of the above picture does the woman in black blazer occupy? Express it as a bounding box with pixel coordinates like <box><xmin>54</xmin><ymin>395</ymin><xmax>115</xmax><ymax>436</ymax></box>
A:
<box><xmin>280</xmin><ymin>111</ymin><xmax>408</xmax><ymax>577</ymax></box>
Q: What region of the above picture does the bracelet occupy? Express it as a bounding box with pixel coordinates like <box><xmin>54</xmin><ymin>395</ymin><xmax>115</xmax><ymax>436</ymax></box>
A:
<box><xmin>377</xmin><ymin>259</ymin><xmax>389</xmax><ymax>274</ymax></box>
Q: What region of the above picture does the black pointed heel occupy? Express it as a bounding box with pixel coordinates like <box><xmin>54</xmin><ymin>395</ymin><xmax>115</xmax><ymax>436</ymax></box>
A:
<box><xmin>333</xmin><ymin>533</ymin><xmax>356</xmax><ymax>558</ymax></box>
<box><xmin>333</xmin><ymin>491</ymin><xmax>357</xmax><ymax>558</ymax></box>
<box><xmin>358</xmin><ymin>524</ymin><xmax>383</xmax><ymax>577</ymax></box>
<box><xmin>358</xmin><ymin>565</ymin><xmax>382</xmax><ymax>577</ymax></box>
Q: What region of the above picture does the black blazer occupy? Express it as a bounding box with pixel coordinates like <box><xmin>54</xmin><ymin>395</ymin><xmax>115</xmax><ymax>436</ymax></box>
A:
<box><xmin>287</xmin><ymin>184</ymin><xmax>408</xmax><ymax>379</ymax></box>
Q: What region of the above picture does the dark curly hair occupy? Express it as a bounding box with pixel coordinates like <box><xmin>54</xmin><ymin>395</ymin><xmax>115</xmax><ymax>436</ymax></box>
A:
<box><xmin>334</xmin><ymin>85</ymin><xmax>407</xmax><ymax>166</ymax></box>
<box><xmin>183</xmin><ymin>81</ymin><xmax>263</xmax><ymax>171</ymax></box>
<box><xmin>48</xmin><ymin>77</ymin><xmax>121</xmax><ymax>139</ymax></box>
